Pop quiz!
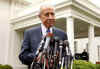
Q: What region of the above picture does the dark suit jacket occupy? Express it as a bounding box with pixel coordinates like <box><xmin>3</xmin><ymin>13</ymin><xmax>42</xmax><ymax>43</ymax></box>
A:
<box><xmin>19</xmin><ymin>26</ymin><xmax>68</xmax><ymax>66</ymax></box>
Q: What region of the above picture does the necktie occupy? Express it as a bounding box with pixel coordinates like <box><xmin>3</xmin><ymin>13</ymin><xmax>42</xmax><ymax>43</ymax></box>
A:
<box><xmin>46</xmin><ymin>28</ymin><xmax>50</xmax><ymax>33</ymax></box>
<box><xmin>46</xmin><ymin>28</ymin><xmax>53</xmax><ymax>37</ymax></box>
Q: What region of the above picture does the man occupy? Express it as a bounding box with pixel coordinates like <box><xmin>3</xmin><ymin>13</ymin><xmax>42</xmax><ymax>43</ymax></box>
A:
<box><xmin>19</xmin><ymin>5</ymin><xmax>68</xmax><ymax>69</ymax></box>
<box><xmin>81</xmin><ymin>49</ymin><xmax>89</xmax><ymax>61</ymax></box>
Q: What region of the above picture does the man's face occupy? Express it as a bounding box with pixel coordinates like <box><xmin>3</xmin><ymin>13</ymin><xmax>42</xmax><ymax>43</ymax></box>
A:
<box><xmin>39</xmin><ymin>7</ymin><xmax>55</xmax><ymax>28</ymax></box>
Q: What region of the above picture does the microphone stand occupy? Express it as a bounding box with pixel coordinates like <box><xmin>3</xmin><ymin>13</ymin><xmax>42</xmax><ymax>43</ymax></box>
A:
<box><xmin>43</xmin><ymin>32</ymin><xmax>53</xmax><ymax>69</ymax></box>
<box><xmin>61</xmin><ymin>57</ymin><xmax>64</xmax><ymax>69</ymax></box>
<box><xmin>53</xmin><ymin>41</ymin><xmax>57</xmax><ymax>69</ymax></box>
<box><xmin>65</xmin><ymin>46</ymin><xmax>70</xmax><ymax>69</ymax></box>
<box><xmin>59</xmin><ymin>40</ymin><xmax>63</xmax><ymax>69</ymax></box>
<box><xmin>64</xmin><ymin>40</ymin><xmax>73</xmax><ymax>69</ymax></box>
<box><xmin>53</xmin><ymin>37</ymin><xmax>59</xmax><ymax>69</ymax></box>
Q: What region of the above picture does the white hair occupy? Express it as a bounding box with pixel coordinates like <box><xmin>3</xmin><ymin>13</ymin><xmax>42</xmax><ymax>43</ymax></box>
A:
<box><xmin>38</xmin><ymin>3</ymin><xmax>55</xmax><ymax>16</ymax></box>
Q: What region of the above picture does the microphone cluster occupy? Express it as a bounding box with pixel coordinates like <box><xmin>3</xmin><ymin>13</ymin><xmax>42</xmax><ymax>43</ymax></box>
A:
<box><xmin>31</xmin><ymin>36</ymin><xmax>72</xmax><ymax>69</ymax></box>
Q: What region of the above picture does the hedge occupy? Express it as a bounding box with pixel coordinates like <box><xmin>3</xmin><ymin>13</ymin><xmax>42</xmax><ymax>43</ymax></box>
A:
<box><xmin>72</xmin><ymin>60</ymin><xmax>100</xmax><ymax>69</ymax></box>
<box><xmin>0</xmin><ymin>64</ymin><xmax>12</xmax><ymax>69</ymax></box>
<box><xmin>96</xmin><ymin>64</ymin><xmax>100</xmax><ymax>69</ymax></box>
<box><xmin>0</xmin><ymin>60</ymin><xmax>100</xmax><ymax>69</ymax></box>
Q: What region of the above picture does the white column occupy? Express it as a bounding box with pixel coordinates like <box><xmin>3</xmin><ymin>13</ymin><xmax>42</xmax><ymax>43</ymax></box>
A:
<box><xmin>0</xmin><ymin>0</ymin><xmax>10</xmax><ymax>64</ymax></box>
<box><xmin>8</xmin><ymin>30</ymin><xmax>28</xmax><ymax>69</ymax></box>
<box><xmin>66</xmin><ymin>16</ymin><xmax>74</xmax><ymax>56</ymax></box>
<box><xmin>88</xmin><ymin>24</ymin><xmax>95</xmax><ymax>63</ymax></box>
<box><xmin>74</xmin><ymin>41</ymin><xmax>78</xmax><ymax>53</ymax></box>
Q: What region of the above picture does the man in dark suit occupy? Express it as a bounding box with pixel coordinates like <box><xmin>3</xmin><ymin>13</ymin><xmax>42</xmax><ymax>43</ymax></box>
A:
<box><xmin>19</xmin><ymin>5</ymin><xmax>68</xmax><ymax>69</ymax></box>
<box><xmin>81</xmin><ymin>49</ymin><xmax>89</xmax><ymax>61</ymax></box>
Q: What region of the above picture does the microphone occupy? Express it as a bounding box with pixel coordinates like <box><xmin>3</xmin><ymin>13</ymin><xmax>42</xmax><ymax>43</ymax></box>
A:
<box><xmin>59</xmin><ymin>40</ymin><xmax>63</xmax><ymax>65</ymax></box>
<box><xmin>64</xmin><ymin>40</ymin><xmax>73</xmax><ymax>69</ymax></box>
<box><xmin>43</xmin><ymin>32</ymin><xmax>53</xmax><ymax>52</ymax></box>
<box><xmin>54</xmin><ymin>36</ymin><xmax>60</xmax><ymax>42</ymax></box>
<box><xmin>42</xmin><ymin>32</ymin><xmax>53</xmax><ymax>69</ymax></box>
<box><xmin>54</xmin><ymin>36</ymin><xmax>60</xmax><ymax>56</ymax></box>
<box><xmin>64</xmin><ymin>40</ymin><xmax>70</xmax><ymax>55</ymax></box>
<box><xmin>35</xmin><ymin>36</ymin><xmax>46</xmax><ymax>56</ymax></box>
<box><xmin>64</xmin><ymin>40</ymin><xmax>69</xmax><ymax>47</ymax></box>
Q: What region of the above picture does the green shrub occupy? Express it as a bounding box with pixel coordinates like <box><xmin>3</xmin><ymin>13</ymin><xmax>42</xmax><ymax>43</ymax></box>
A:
<box><xmin>96</xmin><ymin>64</ymin><xmax>100</xmax><ymax>69</ymax></box>
<box><xmin>73</xmin><ymin>60</ymin><xmax>96</xmax><ymax>69</ymax></box>
<box><xmin>0</xmin><ymin>64</ymin><xmax>12</xmax><ymax>69</ymax></box>
<box><xmin>0</xmin><ymin>64</ymin><xmax>4</xmax><ymax>69</ymax></box>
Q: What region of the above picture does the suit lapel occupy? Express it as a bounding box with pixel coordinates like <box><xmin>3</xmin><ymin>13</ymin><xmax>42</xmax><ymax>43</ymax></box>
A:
<box><xmin>37</xmin><ymin>26</ymin><xmax>42</xmax><ymax>41</ymax></box>
<box><xmin>53</xmin><ymin>27</ymin><xmax>57</xmax><ymax>37</ymax></box>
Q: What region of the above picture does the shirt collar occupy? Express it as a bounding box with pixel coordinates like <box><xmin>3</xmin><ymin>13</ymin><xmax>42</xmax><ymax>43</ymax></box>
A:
<box><xmin>41</xmin><ymin>24</ymin><xmax>53</xmax><ymax>37</ymax></box>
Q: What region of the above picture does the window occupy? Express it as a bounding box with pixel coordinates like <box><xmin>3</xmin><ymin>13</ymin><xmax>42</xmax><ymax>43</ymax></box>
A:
<box><xmin>97</xmin><ymin>45</ymin><xmax>100</xmax><ymax>61</ymax></box>
<box><xmin>74</xmin><ymin>41</ymin><xmax>77</xmax><ymax>53</ymax></box>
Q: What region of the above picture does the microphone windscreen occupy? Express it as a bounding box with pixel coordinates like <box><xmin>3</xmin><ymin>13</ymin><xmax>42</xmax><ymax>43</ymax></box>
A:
<box><xmin>59</xmin><ymin>40</ymin><xmax>63</xmax><ymax>46</ymax></box>
<box><xmin>64</xmin><ymin>40</ymin><xmax>69</xmax><ymax>46</ymax></box>
<box><xmin>54</xmin><ymin>36</ymin><xmax>60</xmax><ymax>42</ymax></box>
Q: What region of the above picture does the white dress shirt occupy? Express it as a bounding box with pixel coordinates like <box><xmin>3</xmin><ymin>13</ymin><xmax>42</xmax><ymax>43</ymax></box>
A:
<box><xmin>41</xmin><ymin>24</ymin><xmax>53</xmax><ymax>37</ymax></box>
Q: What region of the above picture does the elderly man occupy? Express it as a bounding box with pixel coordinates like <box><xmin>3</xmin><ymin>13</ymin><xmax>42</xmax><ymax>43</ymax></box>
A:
<box><xmin>19</xmin><ymin>5</ymin><xmax>68</xmax><ymax>69</ymax></box>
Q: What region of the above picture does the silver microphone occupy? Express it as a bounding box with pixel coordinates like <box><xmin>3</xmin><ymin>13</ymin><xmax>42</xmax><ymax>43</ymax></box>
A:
<box><xmin>35</xmin><ymin>36</ymin><xmax>46</xmax><ymax>56</ymax></box>
<box><xmin>43</xmin><ymin>36</ymin><xmax>51</xmax><ymax>51</ymax></box>
<box><xmin>43</xmin><ymin>33</ymin><xmax>53</xmax><ymax>52</ymax></box>
<box><xmin>59</xmin><ymin>40</ymin><xmax>63</xmax><ymax>65</ymax></box>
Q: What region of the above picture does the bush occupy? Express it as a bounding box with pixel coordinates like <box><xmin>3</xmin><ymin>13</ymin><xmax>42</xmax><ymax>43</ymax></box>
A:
<box><xmin>96</xmin><ymin>64</ymin><xmax>100</xmax><ymax>69</ymax></box>
<box><xmin>73</xmin><ymin>60</ymin><xmax>96</xmax><ymax>69</ymax></box>
<box><xmin>0</xmin><ymin>64</ymin><xmax>12</xmax><ymax>69</ymax></box>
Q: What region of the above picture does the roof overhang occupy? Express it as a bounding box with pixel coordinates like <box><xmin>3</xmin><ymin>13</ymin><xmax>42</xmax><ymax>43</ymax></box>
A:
<box><xmin>10</xmin><ymin>0</ymin><xmax>100</xmax><ymax>38</ymax></box>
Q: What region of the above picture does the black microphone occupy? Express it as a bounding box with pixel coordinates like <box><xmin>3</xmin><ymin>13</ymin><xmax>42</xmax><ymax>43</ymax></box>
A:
<box><xmin>64</xmin><ymin>40</ymin><xmax>73</xmax><ymax>69</ymax></box>
<box><xmin>64</xmin><ymin>40</ymin><xmax>69</xmax><ymax>47</ymax></box>
<box><xmin>64</xmin><ymin>40</ymin><xmax>70</xmax><ymax>55</ymax></box>
<box><xmin>54</xmin><ymin>36</ymin><xmax>60</xmax><ymax>56</ymax></box>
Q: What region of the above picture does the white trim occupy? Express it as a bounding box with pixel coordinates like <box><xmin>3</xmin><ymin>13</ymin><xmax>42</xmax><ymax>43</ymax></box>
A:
<box><xmin>10</xmin><ymin>0</ymin><xmax>100</xmax><ymax>30</ymax></box>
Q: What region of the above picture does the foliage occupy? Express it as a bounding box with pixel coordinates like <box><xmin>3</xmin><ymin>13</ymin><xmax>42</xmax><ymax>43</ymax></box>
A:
<box><xmin>0</xmin><ymin>64</ymin><xmax>13</xmax><ymax>69</ymax></box>
<box><xmin>96</xmin><ymin>64</ymin><xmax>100</xmax><ymax>69</ymax></box>
<box><xmin>72</xmin><ymin>60</ymin><xmax>96</xmax><ymax>69</ymax></box>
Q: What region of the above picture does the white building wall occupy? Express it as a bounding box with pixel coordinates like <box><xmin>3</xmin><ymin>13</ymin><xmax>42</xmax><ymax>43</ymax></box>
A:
<box><xmin>0</xmin><ymin>0</ymin><xmax>10</xmax><ymax>64</ymax></box>
<box><xmin>75</xmin><ymin>38</ymin><xmax>88</xmax><ymax>53</ymax></box>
